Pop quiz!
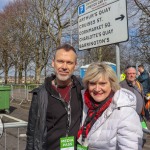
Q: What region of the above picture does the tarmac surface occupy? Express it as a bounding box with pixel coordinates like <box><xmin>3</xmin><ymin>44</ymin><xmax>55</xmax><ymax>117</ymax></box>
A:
<box><xmin>0</xmin><ymin>100</ymin><xmax>150</xmax><ymax>150</ymax></box>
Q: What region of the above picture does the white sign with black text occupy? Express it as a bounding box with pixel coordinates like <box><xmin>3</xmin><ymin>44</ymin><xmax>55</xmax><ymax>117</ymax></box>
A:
<box><xmin>78</xmin><ymin>0</ymin><xmax>128</xmax><ymax>50</ymax></box>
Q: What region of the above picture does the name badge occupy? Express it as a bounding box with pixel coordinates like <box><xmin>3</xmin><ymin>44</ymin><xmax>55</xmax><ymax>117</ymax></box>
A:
<box><xmin>77</xmin><ymin>144</ymin><xmax>88</xmax><ymax>150</ymax></box>
<box><xmin>60</xmin><ymin>136</ymin><xmax>74</xmax><ymax>150</ymax></box>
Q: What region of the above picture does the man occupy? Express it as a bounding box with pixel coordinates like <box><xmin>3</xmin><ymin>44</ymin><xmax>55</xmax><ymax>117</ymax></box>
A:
<box><xmin>26</xmin><ymin>44</ymin><xmax>83</xmax><ymax>150</ymax></box>
<box><xmin>138</xmin><ymin>64</ymin><xmax>150</xmax><ymax>95</ymax></box>
<box><xmin>120</xmin><ymin>66</ymin><xmax>144</xmax><ymax>115</ymax></box>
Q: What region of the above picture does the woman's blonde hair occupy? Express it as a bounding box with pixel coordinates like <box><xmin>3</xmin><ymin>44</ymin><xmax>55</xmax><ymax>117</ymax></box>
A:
<box><xmin>83</xmin><ymin>62</ymin><xmax>120</xmax><ymax>92</ymax></box>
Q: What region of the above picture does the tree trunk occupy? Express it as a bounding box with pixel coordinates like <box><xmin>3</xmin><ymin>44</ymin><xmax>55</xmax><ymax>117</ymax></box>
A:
<box><xmin>98</xmin><ymin>47</ymin><xmax>102</xmax><ymax>62</ymax></box>
<box><xmin>4</xmin><ymin>68</ymin><xmax>8</xmax><ymax>84</ymax></box>
<box><xmin>35</xmin><ymin>66</ymin><xmax>42</xmax><ymax>84</ymax></box>
<box><xmin>24</xmin><ymin>61</ymin><xmax>27</xmax><ymax>84</ymax></box>
<box><xmin>14</xmin><ymin>61</ymin><xmax>18</xmax><ymax>84</ymax></box>
<box><xmin>18</xmin><ymin>64</ymin><xmax>23</xmax><ymax>84</ymax></box>
<box><xmin>4</xmin><ymin>50</ymin><xmax>8</xmax><ymax>84</ymax></box>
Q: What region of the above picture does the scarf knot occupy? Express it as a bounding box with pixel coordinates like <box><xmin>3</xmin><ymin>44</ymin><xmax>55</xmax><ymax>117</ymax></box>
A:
<box><xmin>77</xmin><ymin>89</ymin><xmax>114</xmax><ymax>139</ymax></box>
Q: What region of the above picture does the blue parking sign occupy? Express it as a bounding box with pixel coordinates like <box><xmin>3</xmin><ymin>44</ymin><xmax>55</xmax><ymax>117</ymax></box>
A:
<box><xmin>78</xmin><ymin>4</ymin><xmax>85</xmax><ymax>15</ymax></box>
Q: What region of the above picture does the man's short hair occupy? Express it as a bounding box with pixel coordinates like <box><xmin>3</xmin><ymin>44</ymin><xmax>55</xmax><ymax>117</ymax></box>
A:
<box><xmin>138</xmin><ymin>64</ymin><xmax>144</xmax><ymax>69</ymax></box>
<box><xmin>125</xmin><ymin>65</ymin><xmax>136</xmax><ymax>74</ymax></box>
<box><xmin>125</xmin><ymin>65</ymin><xmax>136</xmax><ymax>70</ymax></box>
<box><xmin>53</xmin><ymin>44</ymin><xmax>77</xmax><ymax>59</ymax></box>
<box><xmin>55</xmin><ymin>43</ymin><xmax>76</xmax><ymax>55</ymax></box>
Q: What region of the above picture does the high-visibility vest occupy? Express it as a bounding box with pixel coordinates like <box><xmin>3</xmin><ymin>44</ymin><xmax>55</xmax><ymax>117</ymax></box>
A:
<box><xmin>120</xmin><ymin>73</ymin><xmax>126</xmax><ymax>81</ymax></box>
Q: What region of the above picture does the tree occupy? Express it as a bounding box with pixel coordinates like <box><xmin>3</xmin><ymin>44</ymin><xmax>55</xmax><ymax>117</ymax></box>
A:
<box><xmin>27</xmin><ymin>0</ymin><xmax>82</xmax><ymax>83</ymax></box>
<box><xmin>124</xmin><ymin>0</ymin><xmax>150</xmax><ymax>65</ymax></box>
<box><xmin>0</xmin><ymin>6</ymin><xmax>14</xmax><ymax>84</ymax></box>
<box><xmin>134</xmin><ymin>0</ymin><xmax>150</xmax><ymax>17</ymax></box>
<box><xmin>82</xmin><ymin>45</ymin><xmax>116</xmax><ymax>65</ymax></box>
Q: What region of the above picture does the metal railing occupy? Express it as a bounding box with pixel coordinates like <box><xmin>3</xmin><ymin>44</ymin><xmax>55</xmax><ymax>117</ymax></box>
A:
<box><xmin>10</xmin><ymin>84</ymin><xmax>41</xmax><ymax>105</ymax></box>
<box><xmin>0</xmin><ymin>114</ymin><xmax>28</xmax><ymax>150</ymax></box>
<box><xmin>26</xmin><ymin>84</ymin><xmax>41</xmax><ymax>101</ymax></box>
<box><xmin>11</xmin><ymin>84</ymin><xmax>27</xmax><ymax>105</ymax></box>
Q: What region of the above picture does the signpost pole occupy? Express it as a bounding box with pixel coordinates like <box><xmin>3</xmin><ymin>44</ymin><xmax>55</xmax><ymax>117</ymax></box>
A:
<box><xmin>70</xmin><ymin>0</ymin><xmax>72</xmax><ymax>45</ymax></box>
<box><xmin>116</xmin><ymin>44</ymin><xmax>120</xmax><ymax>80</ymax></box>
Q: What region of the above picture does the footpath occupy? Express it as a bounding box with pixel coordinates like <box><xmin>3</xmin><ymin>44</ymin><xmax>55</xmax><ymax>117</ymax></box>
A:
<box><xmin>0</xmin><ymin>100</ymin><xmax>150</xmax><ymax>150</ymax></box>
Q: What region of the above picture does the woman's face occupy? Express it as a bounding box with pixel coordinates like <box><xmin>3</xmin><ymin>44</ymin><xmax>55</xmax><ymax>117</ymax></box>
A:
<box><xmin>88</xmin><ymin>76</ymin><xmax>112</xmax><ymax>102</ymax></box>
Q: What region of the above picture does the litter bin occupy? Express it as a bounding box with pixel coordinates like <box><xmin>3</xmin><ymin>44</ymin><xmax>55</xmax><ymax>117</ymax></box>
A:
<box><xmin>0</xmin><ymin>86</ymin><xmax>11</xmax><ymax>113</ymax></box>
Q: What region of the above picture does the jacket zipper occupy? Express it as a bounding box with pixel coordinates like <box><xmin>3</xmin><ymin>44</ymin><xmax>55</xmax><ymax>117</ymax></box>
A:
<box><xmin>51</xmin><ymin>88</ymin><xmax>72</xmax><ymax>136</ymax></box>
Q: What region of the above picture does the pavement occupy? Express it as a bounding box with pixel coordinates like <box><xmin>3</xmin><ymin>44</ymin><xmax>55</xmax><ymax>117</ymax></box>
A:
<box><xmin>0</xmin><ymin>100</ymin><xmax>150</xmax><ymax>150</ymax></box>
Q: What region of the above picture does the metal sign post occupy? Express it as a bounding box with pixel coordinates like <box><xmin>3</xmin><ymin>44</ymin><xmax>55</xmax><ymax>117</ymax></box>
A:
<box><xmin>116</xmin><ymin>44</ymin><xmax>120</xmax><ymax>79</ymax></box>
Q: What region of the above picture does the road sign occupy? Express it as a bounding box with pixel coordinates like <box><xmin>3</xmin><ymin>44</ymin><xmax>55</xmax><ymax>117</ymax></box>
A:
<box><xmin>78</xmin><ymin>0</ymin><xmax>128</xmax><ymax>50</ymax></box>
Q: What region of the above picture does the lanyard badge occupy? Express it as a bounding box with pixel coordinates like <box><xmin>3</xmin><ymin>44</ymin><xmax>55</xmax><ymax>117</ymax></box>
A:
<box><xmin>77</xmin><ymin>144</ymin><xmax>88</xmax><ymax>150</ymax></box>
<box><xmin>60</xmin><ymin>101</ymin><xmax>74</xmax><ymax>150</ymax></box>
<box><xmin>60</xmin><ymin>136</ymin><xmax>74</xmax><ymax>150</ymax></box>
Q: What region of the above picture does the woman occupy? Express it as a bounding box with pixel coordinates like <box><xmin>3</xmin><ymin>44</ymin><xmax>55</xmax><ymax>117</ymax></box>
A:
<box><xmin>77</xmin><ymin>62</ymin><xmax>143</xmax><ymax>150</ymax></box>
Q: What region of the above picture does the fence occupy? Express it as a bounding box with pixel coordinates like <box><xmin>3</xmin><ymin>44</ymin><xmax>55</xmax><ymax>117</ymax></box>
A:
<box><xmin>0</xmin><ymin>84</ymin><xmax>40</xmax><ymax>149</ymax></box>
<box><xmin>10</xmin><ymin>84</ymin><xmax>41</xmax><ymax>105</ymax></box>
<box><xmin>0</xmin><ymin>114</ymin><xmax>28</xmax><ymax>150</ymax></box>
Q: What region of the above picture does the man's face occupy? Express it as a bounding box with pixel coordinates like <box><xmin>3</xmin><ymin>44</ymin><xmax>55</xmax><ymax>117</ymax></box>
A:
<box><xmin>126</xmin><ymin>68</ymin><xmax>136</xmax><ymax>82</ymax></box>
<box><xmin>52</xmin><ymin>48</ymin><xmax>77</xmax><ymax>82</ymax></box>
<box><xmin>138</xmin><ymin>67</ymin><xmax>142</xmax><ymax>73</ymax></box>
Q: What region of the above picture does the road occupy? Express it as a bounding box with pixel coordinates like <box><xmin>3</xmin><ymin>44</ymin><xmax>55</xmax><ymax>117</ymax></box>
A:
<box><xmin>0</xmin><ymin>100</ymin><xmax>150</xmax><ymax>150</ymax></box>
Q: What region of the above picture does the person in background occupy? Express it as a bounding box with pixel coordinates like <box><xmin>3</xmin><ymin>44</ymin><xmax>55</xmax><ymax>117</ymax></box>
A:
<box><xmin>138</xmin><ymin>64</ymin><xmax>150</xmax><ymax>95</ymax></box>
<box><xmin>26</xmin><ymin>44</ymin><xmax>83</xmax><ymax>150</ymax></box>
<box><xmin>120</xmin><ymin>65</ymin><xmax>144</xmax><ymax>115</ymax></box>
<box><xmin>77</xmin><ymin>62</ymin><xmax>143</xmax><ymax>150</ymax></box>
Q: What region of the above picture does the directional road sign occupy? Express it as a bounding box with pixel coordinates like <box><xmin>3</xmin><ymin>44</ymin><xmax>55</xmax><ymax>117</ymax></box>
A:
<box><xmin>78</xmin><ymin>0</ymin><xmax>128</xmax><ymax>50</ymax></box>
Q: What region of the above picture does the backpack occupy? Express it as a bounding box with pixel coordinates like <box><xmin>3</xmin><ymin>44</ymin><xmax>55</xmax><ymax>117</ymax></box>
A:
<box><xmin>144</xmin><ymin>93</ymin><xmax>150</xmax><ymax>120</ymax></box>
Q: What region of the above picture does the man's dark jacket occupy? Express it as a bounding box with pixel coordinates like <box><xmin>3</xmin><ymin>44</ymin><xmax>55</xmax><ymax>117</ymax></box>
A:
<box><xmin>138</xmin><ymin>70</ymin><xmax>150</xmax><ymax>95</ymax></box>
<box><xmin>120</xmin><ymin>79</ymin><xmax>144</xmax><ymax>115</ymax></box>
<box><xmin>26</xmin><ymin>75</ymin><xmax>83</xmax><ymax>150</ymax></box>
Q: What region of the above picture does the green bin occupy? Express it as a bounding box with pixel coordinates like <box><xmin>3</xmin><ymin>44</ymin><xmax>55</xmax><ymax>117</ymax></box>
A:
<box><xmin>0</xmin><ymin>86</ymin><xmax>11</xmax><ymax>113</ymax></box>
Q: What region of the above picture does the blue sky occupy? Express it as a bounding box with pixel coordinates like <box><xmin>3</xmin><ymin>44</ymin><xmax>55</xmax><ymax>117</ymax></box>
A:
<box><xmin>0</xmin><ymin>0</ymin><xmax>14</xmax><ymax>11</ymax></box>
